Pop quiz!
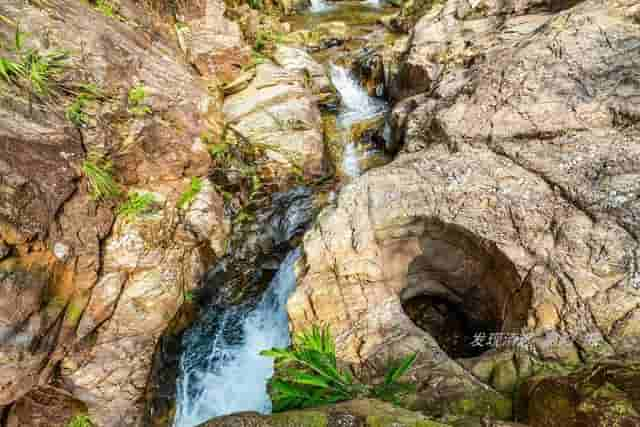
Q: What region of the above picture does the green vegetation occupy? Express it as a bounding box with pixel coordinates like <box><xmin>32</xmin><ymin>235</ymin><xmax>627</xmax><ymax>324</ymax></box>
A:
<box><xmin>0</xmin><ymin>27</ymin><xmax>68</xmax><ymax>96</ymax></box>
<box><xmin>261</xmin><ymin>325</ymin><xmax>417</xmax><ymax>412</ymax></box>
<box><xmin>81</xmin><ymin>158</ymin><xmax>121</xmax><ymax>200</ymax></box>
<box><xmin>66</xmin><ymin>83</ymin><xmax>107</xmax><ymax>126</ymax></box>
<box><xmin>66</xmin><ymin>96</ymin><xmax>89</xmax><ymax>126</ymax></box>
<box><xmin>117</xmin><ymin>191</ymin><xmax>157</xmax><ymax>218</ymax></box>
<box><xmin>248</xmin><ymin>0</ymin><xmax>262</xmax><ymax>10</ymax></box>
<box><xmin>184</xmin><ymin>290</ymin><xmax>194</xmax><ymax>303</ymax></box>
<box><xmin>177</xmin><ymin>177</ymin><xmax>203</xmax><ymax>210</ymax></box>
<box><xmin>127</xmin><ymin>84</ymin><xmax>151</xmax><ymax>116</ymax></box>
<box><xmin>95</xmin><ymin>0</ymin><xmax>115</xmax><ymax>17</ymax></box>
<box><xmin>66</xmin><ymin>414</ymin><xmax>93</xmax><ymax>427</ymax></box>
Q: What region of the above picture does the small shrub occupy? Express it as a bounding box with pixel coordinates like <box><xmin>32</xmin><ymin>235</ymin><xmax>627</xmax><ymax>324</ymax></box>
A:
<box><xmin>127</xmin><ymin>84</ymin><xmax>151</xmax><ymax>116</ymax></box>
<box><xmin>117</xmin><ymin>191</ymin><xmax>156</xmax><ymax>218</ymax></box>
<box><xmin>67</xmin><ymin>414</ymin><xmax>93</xmax><ymax>427</ymax></box>
<box><xmin>177</xmin><ymin>177</ymin><xmax>203</xmax><ymax>210</ymax></box>
<box><xmin>261</xmin><ymin>325</ymin><xmax>417</xmax><ymax>412</ymax></box>
<box><xmin>81</xmin><ymin>159</ymin><xmax>121</xmax><ymax>200</ymax></box>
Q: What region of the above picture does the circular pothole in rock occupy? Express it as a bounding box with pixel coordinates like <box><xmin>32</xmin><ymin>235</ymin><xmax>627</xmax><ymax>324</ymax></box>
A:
<box><xmin>399</xmin><ymin>220</ymin><xmax>533</xmax><ymax>360</ymax></box>
<box><xmin>402</xmin><ymin>295</ymin><xmax>497</xmax><ymax>358</ymax></box>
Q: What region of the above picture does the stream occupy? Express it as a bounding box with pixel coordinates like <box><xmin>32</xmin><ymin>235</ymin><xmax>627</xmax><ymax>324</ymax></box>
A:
<box><xmin>173</xmin><ymin>1</ymin><xmax>394</xmax><ymax>425</ymax></box>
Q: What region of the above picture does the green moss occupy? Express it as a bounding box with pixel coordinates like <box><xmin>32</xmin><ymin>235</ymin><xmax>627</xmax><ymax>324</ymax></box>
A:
<box><xmin>366</xmin><ymin>415</ymin><xmax>450</xmax><ymax>427</ymax></box>
<box><xmin>447</xmin><ymin>393</ymin><xmax>512</xmax><ymax>420</ymax></box>
<box><xmin>66</xmin><ymin>301</ymin><xmax>85</xmax><ymax>323</ymax></box>
<box><xmin>270</xmin><ymin>411</ymin><xmax>327</xmax><ymax>427</ymax></box>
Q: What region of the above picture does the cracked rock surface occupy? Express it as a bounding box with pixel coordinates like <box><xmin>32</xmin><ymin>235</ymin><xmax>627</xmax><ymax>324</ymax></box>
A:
<box><xmin>288</xmin><ymin>0</ymin><xmax>640</xmax><ymax>417</ymax></box>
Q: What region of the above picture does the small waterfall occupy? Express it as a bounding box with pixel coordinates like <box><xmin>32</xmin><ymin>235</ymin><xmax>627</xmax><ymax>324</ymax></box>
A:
<box><xmin>309</xmin><ymin>0</ymin><xmax>332</xmax><ymax>13</ymax></box>
<box><xmin>329</xmin><ymin>64</ymin><xmax>388</xmax><ymax>178</ymax></box>
<box><xmin>173</xmin><ymin>249</ymin><xmax>301</xmax><ymax>427</ymax></box>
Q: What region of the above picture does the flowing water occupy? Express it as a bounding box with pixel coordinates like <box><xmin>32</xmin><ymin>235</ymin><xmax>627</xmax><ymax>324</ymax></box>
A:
<box><xmin>172</xmin><ymin>3</ymin><xmax>394</xmax><ymax>426</ymax></box>
<box><xmin>309</xmin><ymin>0</ymin><xmax>333</xmax><ymax>13</ymax></box>
<box><xmin>329</xmin><ymin>63</ymin><xmax>388</xmax><ymax>178</ymax></box>
<box><xmin>173</xmin><ymin>249</ymin><xmax>301</xmax><ymax>427</ymax></box>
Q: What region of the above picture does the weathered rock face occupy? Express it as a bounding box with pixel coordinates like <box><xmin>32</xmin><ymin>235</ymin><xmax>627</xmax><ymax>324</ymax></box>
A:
<box><xmin>223</xmin><ymin>61</ymin><xmax>327</xmax><ymax>179</ymax></box>
<box><xmin>5</xmin><ymin>386</ymin><xmax>87</xmax><ymax>427</ymax></box>
<box><xmin>57</xmin><ymin>181</ymin><xmax>228</xmax><ymax>427</ymax></box>
<box><xmin>0</xmin><ymin>0</ymin><xmax>233</xmax><ymax>424</ymax></box>
<box><xmin>521</xmin><ymin>361</ymin><xmax>640</xmax><ymax>427</ymax></box>
<box><xmin>198</xmin><ymin>399</ymin><xmax>528</xmax><ymax>427</ymax></box>
<box><xmin>176</xmin><ymin>0</ymin><xmax>251</xmax><ymax>83</ymax></box>
<box><xmin>288</xmin><ymin>0</ymin><xmax>639</xmax><ymax>419</ymax></box>
<box><xmin>198</xmin><ymin>399</ymin><xmax>450</xmax><ymax>427</ymax></box>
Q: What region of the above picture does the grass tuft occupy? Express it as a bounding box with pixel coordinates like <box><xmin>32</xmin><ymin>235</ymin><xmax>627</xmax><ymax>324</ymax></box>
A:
<box><xmin>81</xmin><ymin>158</ymin><xmax>121</xmax><ymax>200</ymax></box>
<box><xmin>0</xmin><ymin>27</ymin><xmax>68</xmax><ymax>96</ymax></box>
<box><xmin>177</xmin><ymin>177</ymin><xmax>203</xmax><ymax>210</ymax></box>
<box><xmin>117</xmin><ymin>191</ymin><xmax>157</xmax><ymax>218</ymax></box>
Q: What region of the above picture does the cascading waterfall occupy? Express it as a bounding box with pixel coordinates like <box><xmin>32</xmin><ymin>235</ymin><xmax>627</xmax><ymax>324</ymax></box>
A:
<box><xmin>328</xmin><ymin>63</ymin><xmax>388</xmax><ymax>177</ymax></box>
<box><xmin>173</xmin><ymin>249</ymin><xmax>301</xmax><ymax>427</ymax></box>
<box><xmin>309</xmin><ymin>0</ymin><xmax>332</xmax><ymax>13</ymax></box>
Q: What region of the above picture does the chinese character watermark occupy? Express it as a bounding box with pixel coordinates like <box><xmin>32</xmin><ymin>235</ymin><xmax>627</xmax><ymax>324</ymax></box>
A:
<box><xmin>471</xmin><ymin>332</ymin><xmax>535</xmax><ymax>352</ymax></box>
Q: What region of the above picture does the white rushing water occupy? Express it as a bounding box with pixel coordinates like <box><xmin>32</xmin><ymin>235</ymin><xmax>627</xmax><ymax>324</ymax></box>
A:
<box><xmin>309</xmin><ymin>0</ymin><xmax>333</xmax><ymax>13</ymax></box>
<box><xmin>329</xmin><ymin>64</ymin><xmax>388</xmax><ymax>177</ymax></box>
<box><xmin>173</xmin><ymin>249</ymin><xmax>301</xmax><ymax>427</ymax></box>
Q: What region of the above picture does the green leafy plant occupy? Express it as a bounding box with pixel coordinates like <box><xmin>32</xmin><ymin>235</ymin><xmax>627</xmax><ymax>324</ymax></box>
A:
<box><xmin>261</xmin><ymin>325</ymin><xmax>417</xmax><ymax>412</ymax></box>
<box><xmin>371</xmin><ymin>353</ymin><xmax>418</xmax><ymax>405</ymax></box>
<box><xmin>81</xmin><ymin>159</ymin><xmax>121</xmax><ymax>200</ymax></box>
<box><xmin>127</xmin><ymin>84</ymin><xmax>152</xmax><ymax>116</ymax></box>
<box><xmin>117</xmin><ymin>191</ymin><xmax>156</xmax><ymax>218</ymax></box>
<box><xmin>66</xmin><ymin>414</ymin><xmax>93</xmax><ymax>427</ymax></box>
<box><xmin>177</xmin><ymin>177</ymin><xmax>203</xmax><ymax>210</ymax></box>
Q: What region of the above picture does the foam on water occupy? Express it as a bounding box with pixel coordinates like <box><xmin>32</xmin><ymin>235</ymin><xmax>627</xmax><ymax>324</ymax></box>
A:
<box><xmin>173</xmin><ymin>249</ymin><xmax>301</xmax><ymax>427</ymax></box>
<box><xmin>329</xmin><ymin>64</ymin><xmax>388</xmax><ymax>177</ymax></box>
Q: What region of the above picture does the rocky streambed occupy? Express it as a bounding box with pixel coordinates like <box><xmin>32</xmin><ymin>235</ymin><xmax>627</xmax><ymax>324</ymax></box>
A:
<box><xmin>1</xmin><ymin>0</ymin><xmax>640</xmax><ymax>427</ymax></box>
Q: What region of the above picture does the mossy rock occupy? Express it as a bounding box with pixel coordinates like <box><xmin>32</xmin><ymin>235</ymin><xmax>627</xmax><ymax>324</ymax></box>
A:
<box><xmin>522</xmin><ymin>360</ymin><xmax>640</xmax><ymax>427</ymax></box>
<box><xmin>199</xmin><ymin>399</ymin><xmax>451</xmax><ymax>427</ymax></box>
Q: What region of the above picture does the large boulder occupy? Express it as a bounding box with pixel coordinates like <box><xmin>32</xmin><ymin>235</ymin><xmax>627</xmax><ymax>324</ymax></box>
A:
<box><xmin>288</xmin><ymin>0</ymin><xmax>640</xmax><ymax>419</ymax></box>
<box><xmin>521</xmin><ymin>360</ymin><xmax>640</xmax><ymax>427</ymax></box>
<box><xmin>223</xmin><ymin>61</ymin><xmax>327</xmax><ymax>179</ymax></box>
